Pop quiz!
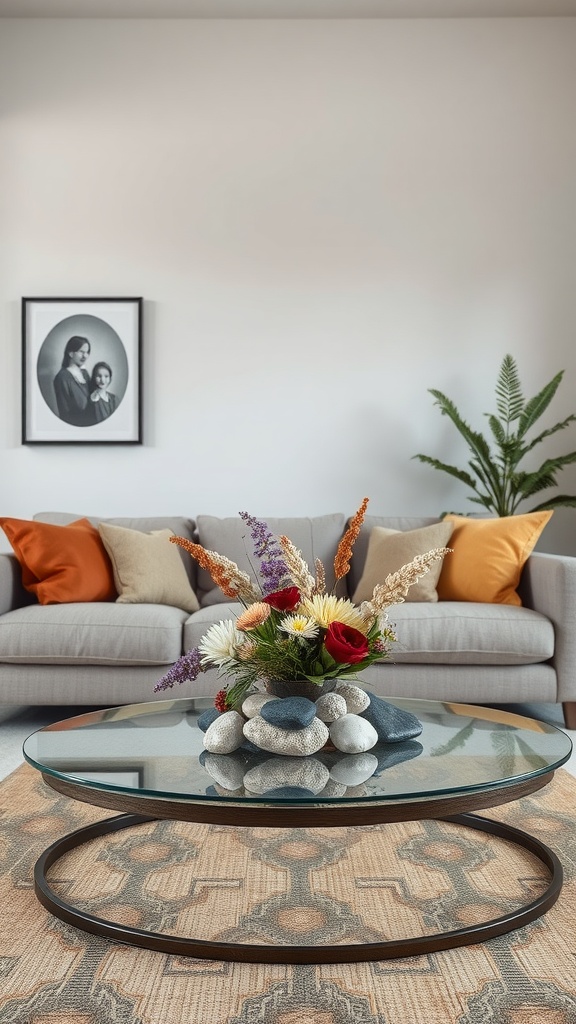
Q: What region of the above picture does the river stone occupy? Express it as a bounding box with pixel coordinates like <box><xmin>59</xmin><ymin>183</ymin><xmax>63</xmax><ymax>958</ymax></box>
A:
<box><xmin>329</xmin><ymin>751</ymin><xmax>379</xmax><ymax>786</ymax></box>
<box><xmin>318</xmin><ymin>779</ymin><xmax>348</xmax><ymax>797</ymax></box>
<box><xmin>360</xmin><ymin>692</ymin><xmax>423</xmax><ymax>742</ymax></box>
<box><xmin>329</xmin><ymin>713</ymin><xmax>378</xmax><ymax>754</ymax></box>
<box><xmin>315</xmin><ymin>692</ymin><xmax>348</xmax><ymax>723</ymax></box>
<box><xmin>263</xmin><ymin>786</ymin><xmax>316</xmax><ymax>798</ymax></box>
<box><xmin>202</xmin><ymin>751</ymin><xmax>247</xmax><ymax>791</ymax></box>
<box><xmin>243</xmin><ymin>756</ymin><xmax>330</xmax><ymax>795</ymax></box>
<box><xmin>197</xmin><ymin>707</ymin><xmax>221</xmax><ymax>733</ymax></box>
<box><xmin>203</xmin><ymin>710</ymin><xmax>245</xmax><ymax>753</ymax></box>
<box><xmin>242</xmin><ymin>693</ymin><xmax>277</xmax><ymax>719</ymax></box>
<box><xmin>243</xmin><ymin>715</ymin><xmax>329</xmax><ymax>756</ymax></box>
<box><xmin>259</xmin><ymin>696</ymin><xmax>317</xmax><ymax>730</ymax></box>
<box><xmin>334</xmin><ymin>682</ymin><xmax>371</xmax><ymax>715</ymax></box>
<box><xmin>372</xmin><ymin>740</ymin><xmax>424</xmax><ymax>775</ymax></box>
<box><xmin>343</xmin><ymin>783</ymin><xmax>368</xmax><ymax>798</ymax></box>
<box><xmin>212</xmin><ymin>783</ymin><xmax>244</xmax><ymax>797</ymax></box>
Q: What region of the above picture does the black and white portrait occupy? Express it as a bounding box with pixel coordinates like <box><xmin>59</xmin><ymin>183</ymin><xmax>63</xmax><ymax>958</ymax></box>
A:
<box><xmin>22</xmin><ymin>298</ymin><xmax>142</xmax><ymax>444</ymax></box>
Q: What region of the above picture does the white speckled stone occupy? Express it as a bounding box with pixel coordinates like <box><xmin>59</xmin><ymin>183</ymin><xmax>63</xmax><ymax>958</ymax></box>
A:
<box><xmin>344</xmin><ymin>784</ymin><xmax>369</xmax><ymax>798</ymax></box>
<box><xmin>334</xmin><ymin>682</ymin><xmax>371</xmax><ymax>715</ymax></box>
<box><xmin>242</xmin><ymin>693</ymin><xmax>277</xmax><ymax>719</ymax></box>
<box><xmin>329</xmin><ymin>713</ymin><xmax>378</xmax><ymax>753</ymax></box>
<box><xmin>203</xmin><ymin>710</ymin><xmax>245</xmax><ymax>753</ymax></box>
<box><xmin>203</xmin><ymin>751</ymin><xmax>247</xmax><ymax>790</ymax></box>
<box><xmin>213</xmin><ymin>782</ymin><xmax>245</xmax><ymax>797</ymax></box>
<box><xmin>315</xmin><ymin>692</ymin><xmax>348</xmax><ymax>723</ymax></box>
<box><xmin>243</xmin><ymin>715</ymin><xmax>329</xmax><ymax>755</ymax></box>
<box><xmin>317</xmin><ymin>779</ymin><xmax>348</xmax><ymax>798</ymax></box>
<box><xmin>329</xmin><ymin>752</ymin><xmax>378</xmax><ymax>786</ymax></box>
<box><xmin>243</xmin><ymin>756</ymin><xmax>330</xmax><ymax>795</ymax></box>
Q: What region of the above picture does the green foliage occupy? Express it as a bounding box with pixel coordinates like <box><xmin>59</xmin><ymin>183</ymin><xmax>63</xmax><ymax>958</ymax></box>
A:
<box><xmin>413</xmin><ymin>354</ymin><xmax>576</xmax><ymax>517</ymax></box>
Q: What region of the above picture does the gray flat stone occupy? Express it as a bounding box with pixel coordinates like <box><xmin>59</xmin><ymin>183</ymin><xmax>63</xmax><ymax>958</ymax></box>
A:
<box><xmin>197</xmin><ymin>707</ymin><xmax>221</xmax><ymax>733</ymax></box>
<box><xmin>360</xmin><ymin>692</ymin><xmax>423</xmax><ymax>742</ymax></box>
<box><xmin>260</xmin><ymin>696</ymin><xmax>317</xmax><ymax>730</ymax></box>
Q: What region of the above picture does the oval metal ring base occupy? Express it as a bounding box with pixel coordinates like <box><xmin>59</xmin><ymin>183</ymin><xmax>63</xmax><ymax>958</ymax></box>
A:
<box><xmin>34</xmin><ymin>811</ymin><xmax>563</xmax><ymax>965</ymax></box>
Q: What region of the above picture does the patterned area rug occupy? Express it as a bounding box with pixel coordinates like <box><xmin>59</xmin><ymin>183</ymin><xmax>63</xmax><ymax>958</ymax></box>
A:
<box><xmin>1</xmin><ymin>763</ymin><xmax>576</xmax><ymax>1023</ymax></box>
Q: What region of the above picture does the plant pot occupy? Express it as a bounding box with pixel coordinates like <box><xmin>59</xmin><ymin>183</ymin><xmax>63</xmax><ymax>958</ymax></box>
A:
<box><xmin>264</xmin><ymin>678</ymin><xmax>337</xmax><ymax>701</ymax></box>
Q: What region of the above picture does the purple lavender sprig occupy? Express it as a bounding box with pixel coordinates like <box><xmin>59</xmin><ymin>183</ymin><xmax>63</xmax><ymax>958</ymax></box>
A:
<box><xmin>239</xmin><ymin>512</ymin><xmax>290</xmax><ymax>596</ymax></box>
<box><xmin>154</xmin><ymin>647</ymin><xmax>203</xmax><ymax>692</ymax></box>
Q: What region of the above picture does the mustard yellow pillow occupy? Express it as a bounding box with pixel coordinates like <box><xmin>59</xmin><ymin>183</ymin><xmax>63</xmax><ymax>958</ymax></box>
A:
<box><xmin>352</xmin><ymin>522</ymin><xmax>454</xmax><ymax>604</ymax></box>
<box><xmin>436</xmin><ymin>511</ymin><xmax>553</xmax><ymax>605</ymax></box>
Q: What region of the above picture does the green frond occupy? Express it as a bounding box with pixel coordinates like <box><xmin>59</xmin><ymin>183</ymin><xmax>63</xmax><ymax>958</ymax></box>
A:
<box><xmin>529</xmin><ymin>495</ymin><xmax>576</xmax><ymax>511</ymax></box>
<box><xmin>517</xmin><ymin>371</ymin><xmax>564</xmax><ymax>438</ymax></box>
<box><xmin>517</xmin><ymin>469</ymin><xmax>559</xmax><ymax>499</ymax></box>
<box><xmin>522</xmin><ymin>416</ymin><xmax>576</xmax><ymax>454</ymax></box>
<box><xmin>412</xmin><ymin>454</ymin><xmax>478</xmax><ymax>489</ymax></box>
<box><xmin>468</xmin><ymin>495</ymin><xmax>496</xmax><ymax>511</ymax></box>
<box><xmin>487</xmin><ymin>414</ymin><xmax>507</xmax><ymax>448</ymax></box>
<box><xmin>495</xmin><ymin>354</ymin><xmax>524</xmax><ymax>423</ymax></box>
<box><xmin>414</xmin><ymin>358</ymin><xmax>576</xmax><ymax>518</ymax></box>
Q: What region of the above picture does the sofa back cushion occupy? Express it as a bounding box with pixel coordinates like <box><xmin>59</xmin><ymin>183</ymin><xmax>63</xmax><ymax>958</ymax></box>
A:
<box><xmin>34</xmin><ymin>513</ymin><xmax>197</xmax><ymax>589</ymax></box>
<box><xmin>347</xmin><ymin>516</ymin><xmax>443</xmax><ymax>598</ymax></box>
<box><xmin>194</xmin><ymin>514</ymin><xmax>347</xmax><ymax>605</ymax></box>
<box><xmin>437</xmin><ymin>511</ymin><xmax>553</xmax><ymax>605</ymax></box>
<box><xmin>352</xmin><ymin>520</ymin><xmax>454</xmax><ymax>604</ymax></box>
<box><xmin>98</xmin><ymin>522</ymin><xmax>200</xmax><ymax>613</ymax></box>
<box><xmin>0</xmin><ymin>517</ymin><xmax>117</xmax><ymax>604</ymax></box>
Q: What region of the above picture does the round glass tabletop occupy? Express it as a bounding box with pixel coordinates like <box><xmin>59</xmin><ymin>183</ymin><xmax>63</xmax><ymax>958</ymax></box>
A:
<box><xmin>23</xmin><ymin>696</ymin><xmax>572</xmax><ymax>806</ymax></box>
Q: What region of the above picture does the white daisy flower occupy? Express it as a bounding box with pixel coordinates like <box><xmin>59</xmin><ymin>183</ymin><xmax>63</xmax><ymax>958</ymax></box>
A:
<box><xmin>301</xmin><ymin>594</ymin><xmax>367</xmax><ymax>633</ymax></box>
<box><xmin>279</xmin><ymin>614</ymin><xmax>319</xmax><ymax>639</ymax></box>
<box><xmin>199</xmin><ymin>620</ymin><xmax>243</xmax><ymax>668</ymax></box>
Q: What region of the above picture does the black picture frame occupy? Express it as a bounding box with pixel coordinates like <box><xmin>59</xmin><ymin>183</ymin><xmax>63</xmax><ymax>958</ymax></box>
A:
<box><xmin>22</xmin><ymin>296</ymin><xmax>142</xmax><ymax>444</ymax></box>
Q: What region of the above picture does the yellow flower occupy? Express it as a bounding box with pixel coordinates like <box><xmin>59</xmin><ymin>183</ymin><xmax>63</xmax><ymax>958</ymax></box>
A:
<box><xmin>301</xmin><ymin>594</ymin><xmax>367</xmax><ymax>633</ymax></box>
<box><xmin>279</xmin><ymin>614</ymin><xmax>319</xmax><ymax>639</ymax></box>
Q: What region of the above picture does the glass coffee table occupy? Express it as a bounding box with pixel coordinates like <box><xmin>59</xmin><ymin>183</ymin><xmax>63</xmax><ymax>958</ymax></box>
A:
<box><xmin>23</xmin><ymin>696</ymin><xmax>572</xmax><ymax>964</ymax></box>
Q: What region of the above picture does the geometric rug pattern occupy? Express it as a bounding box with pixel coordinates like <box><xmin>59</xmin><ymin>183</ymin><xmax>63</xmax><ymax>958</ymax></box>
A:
<box><xmin>1</xmin><ymin>763</ymin><xmax>576</xmax><ymax>1023</ymax></box>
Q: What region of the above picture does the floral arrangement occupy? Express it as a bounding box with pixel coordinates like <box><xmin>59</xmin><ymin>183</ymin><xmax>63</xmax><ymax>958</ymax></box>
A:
<box><xmin>154</xmin><ymin>498</ymin><xmax>450</xmax><ymax>712</ymax></box>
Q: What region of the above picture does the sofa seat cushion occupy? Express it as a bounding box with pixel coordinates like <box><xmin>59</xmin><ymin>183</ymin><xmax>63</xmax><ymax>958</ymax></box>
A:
<box><xmin>183</xmin><ymin>602</ymin><xmax>243</xmax><ymax>651</ymax></box>
<box><xmin>183</xmin><ymin>600</ymin><xmax>554</xmax><ymax>669</ymax></box>
<box><xmin>0</xmin><ymin>603</ymin><xmax>188</xmax><ymax>666</ymax></box>
<box><xmin>386</xmin><ymin>602</ymin><xmax>554</xmax><ymax>666</ymax></box>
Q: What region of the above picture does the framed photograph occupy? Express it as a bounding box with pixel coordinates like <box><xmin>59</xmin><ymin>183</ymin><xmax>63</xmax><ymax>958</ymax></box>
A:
<box><xmin>22</xmin><ymin>296</ymin><xmax>142</xmax><ymax>444</ymax></box>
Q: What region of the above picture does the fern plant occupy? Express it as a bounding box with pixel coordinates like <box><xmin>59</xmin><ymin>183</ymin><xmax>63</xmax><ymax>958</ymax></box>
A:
<box><xmin>413</xmin><ymin>354</ymin><xmax>576</xmax><ymax>517</ymax></box>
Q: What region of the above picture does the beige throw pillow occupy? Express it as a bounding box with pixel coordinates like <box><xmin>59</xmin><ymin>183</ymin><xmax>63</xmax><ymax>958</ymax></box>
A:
<box><xmin>98</xmin><ymin>523</ymin><xmax>200</xmax><ymax>614</ymax></box>
<box><xmin>352</xmin><ymin>522</ymin><xmax>454</xmax><ymax>604</ymax></box>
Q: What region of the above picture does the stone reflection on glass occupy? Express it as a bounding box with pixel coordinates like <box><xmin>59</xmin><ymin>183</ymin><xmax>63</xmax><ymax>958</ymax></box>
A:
<box><xmin>200</xmin><ymin>741</ymin><xmax>424</xmax><ymax>799</ymax></box>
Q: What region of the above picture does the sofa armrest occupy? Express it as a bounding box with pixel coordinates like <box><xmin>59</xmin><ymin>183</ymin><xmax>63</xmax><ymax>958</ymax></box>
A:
<box><xmin>0</xmin><ymin>553</ymin><xmax>31</xmax><ymax>616</ymax></box>
<box><xmin>520</xmin><ymin>551</ymin><xmax>576</xmax><ymax>703</ymax></box>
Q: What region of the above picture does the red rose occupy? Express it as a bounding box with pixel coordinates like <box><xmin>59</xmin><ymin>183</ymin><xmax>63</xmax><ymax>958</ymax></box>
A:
<box><xmin>324</xmin><ymin>621</ymin><xmax>369</xmax><ymax>664</ymax></box>
<box><xmin>263</xmin><ymin>586</ymin><xmax>301</xmax><ymax>612</ymax></box>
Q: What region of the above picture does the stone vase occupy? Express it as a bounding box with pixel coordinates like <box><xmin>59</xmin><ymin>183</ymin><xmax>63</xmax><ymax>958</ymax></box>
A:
<box><xmin>264</xmin><ymin>678</ymin><xmax>337</xmax><ymax>701</ymax></box>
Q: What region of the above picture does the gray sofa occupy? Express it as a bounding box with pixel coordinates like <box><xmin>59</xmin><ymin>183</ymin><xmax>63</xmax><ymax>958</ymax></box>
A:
<box><xmin>0</xmin><ymin>511</ymin><xmax>575</xmax><ymax>729</ymax></box>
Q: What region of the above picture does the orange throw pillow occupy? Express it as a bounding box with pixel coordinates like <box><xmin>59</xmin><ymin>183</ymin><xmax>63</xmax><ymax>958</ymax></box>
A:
<box><xmin>0</xmin><ymin>517</ymin><xmax>117</xmax><ymax>604</ymax></box>
<box><xmin>436</xmin><ymin>511</ymin><xmax>553</xmax><ymax>605</ymax></box>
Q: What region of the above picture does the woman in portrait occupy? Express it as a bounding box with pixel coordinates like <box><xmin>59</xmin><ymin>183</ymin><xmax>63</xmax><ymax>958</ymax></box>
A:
<box><xmin>52</xmin><ymin>336</ymin><xmax>92</xmax><ymax>426</ymax></box>
<box><xmin>88</xmin><ymin>361</ymin><xmax>118</xmax><ymax>422</ymax></box>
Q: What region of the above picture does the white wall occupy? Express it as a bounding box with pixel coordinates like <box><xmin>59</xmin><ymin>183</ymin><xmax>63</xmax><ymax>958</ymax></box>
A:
<box><xmin>1</xmin><ymin>17</ymin><xmax>575</xmax><ymax>553</ymax></box>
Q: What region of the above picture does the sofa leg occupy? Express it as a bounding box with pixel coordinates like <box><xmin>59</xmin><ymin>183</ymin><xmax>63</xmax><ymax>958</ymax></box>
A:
<box><xmin>562</xmin><ymin>702</ymin><xmax>576</xmax><ymax>730</ymax></box>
